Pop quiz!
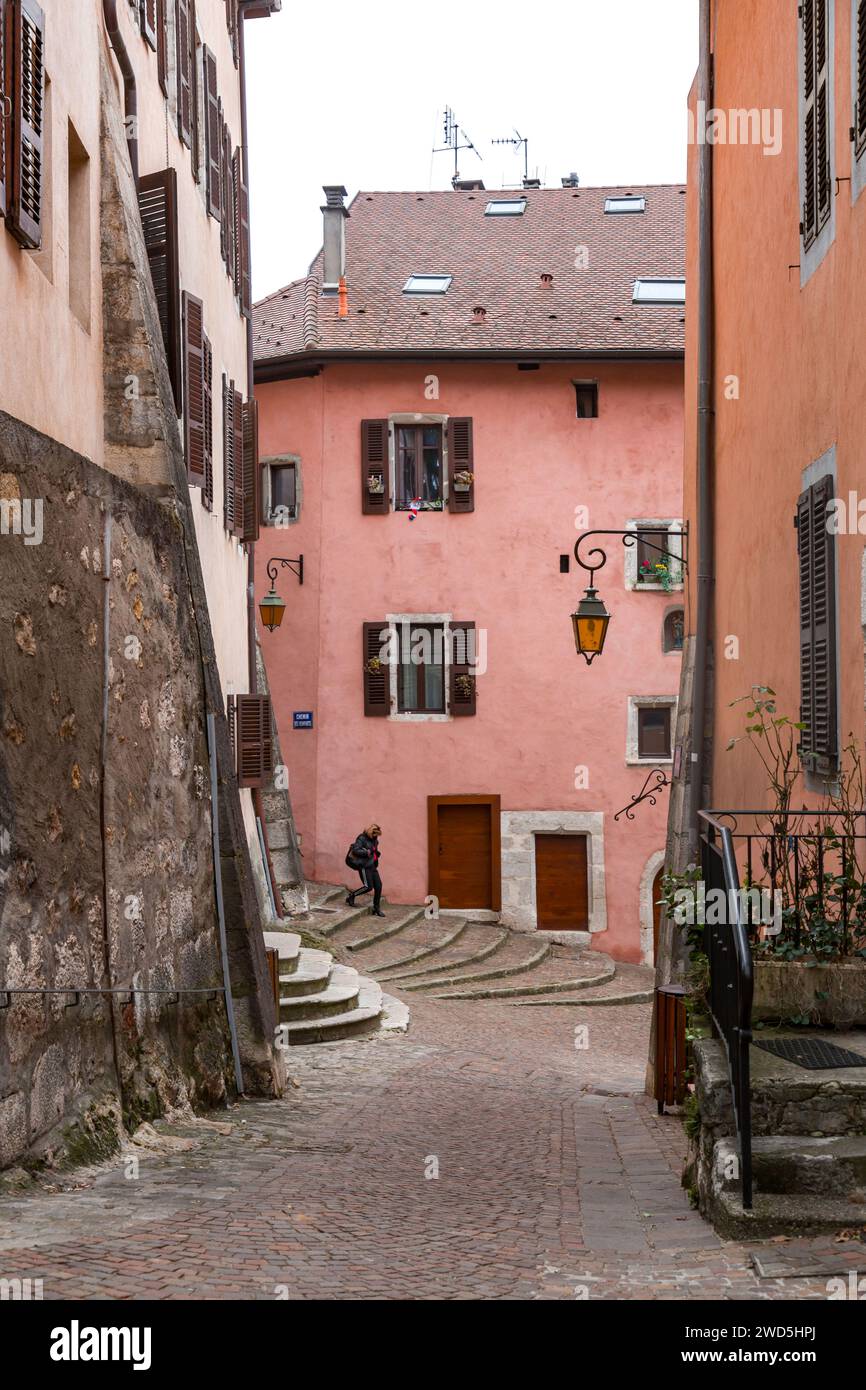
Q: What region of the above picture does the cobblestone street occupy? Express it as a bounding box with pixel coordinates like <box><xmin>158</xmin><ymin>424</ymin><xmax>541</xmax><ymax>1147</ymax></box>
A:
<box><xmin>0</xmin><ymin>993</ymin><xmax>862</xmax><ymax>1301</ymax></box>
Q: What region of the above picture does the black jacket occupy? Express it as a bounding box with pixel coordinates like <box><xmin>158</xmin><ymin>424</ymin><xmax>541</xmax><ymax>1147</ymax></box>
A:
<box><xmin>351</xmin><ymin>833</ymin><xmax>380</xmax><ymax>869</ymax></box>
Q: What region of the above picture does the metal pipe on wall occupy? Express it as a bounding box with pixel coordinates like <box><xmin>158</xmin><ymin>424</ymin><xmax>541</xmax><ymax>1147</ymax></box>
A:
<box><xmin>103</xmin><ymin>0</ymin><xmax>139</xmax><ymax>183</ymax></box>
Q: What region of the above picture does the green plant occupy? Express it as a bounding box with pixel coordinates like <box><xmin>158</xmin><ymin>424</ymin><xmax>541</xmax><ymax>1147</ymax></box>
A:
<box><xmin>638</xmin><ymin>558</ymin><xmax>675</xmax><ymax>591</ymax></box>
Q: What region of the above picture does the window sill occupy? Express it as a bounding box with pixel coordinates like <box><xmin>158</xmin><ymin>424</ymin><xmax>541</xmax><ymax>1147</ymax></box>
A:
<box><xmin>389</xmin><ymin>711</ymin><xmax>451</xmax><ymax>723</ymax></box>
<box><xmin>629</xmin><ymin>582</ymin><xmax>684</xmax><ymax>593</ymax></box>
<box><xmin>626</xmin><ymin>755</ymin><xmax>673</xmax><ymax>767</ymax></box>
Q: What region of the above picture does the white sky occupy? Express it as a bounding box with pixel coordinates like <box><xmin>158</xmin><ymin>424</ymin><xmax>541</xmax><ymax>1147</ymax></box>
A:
<box><xmin>245</xmin><ymin>0</ymin><xmax>699</xmax><ymax>301</ymax></box>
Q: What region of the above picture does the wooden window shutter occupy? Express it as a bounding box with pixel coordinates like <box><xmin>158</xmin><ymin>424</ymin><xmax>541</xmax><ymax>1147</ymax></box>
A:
<box><xmin>235</xmin><ymin>694</ymin><xmax>272</xmax><ymax>788</ymax></box>
<box><xmin>802</xmin><ymin>0</ymin><xmax>831</xmax><ymax>245</ymax></box>
<box><xmin>7</xmin><ymin>0</ymin><xmax>45</xmax><ymax>250</ymax></box>
<box><xmin>137</xmin><ymin>168</ymin><xmax>182</xmax><ymax>409</ymax></box>
<box><xmin>363</xmin><ymin>623</ymin><xmax>390</xmax><ymax>716</ymax></box>
<box><xmin>219</xmin><ymin>115</ymin><xmax>228</xmax><ymax>263</ymax></box>
<box><xmin>447</xmin><ymin>417</ymin><xmax>475</xmax><ymax>513</ymax></box>
<box><xmin>227</xmin><ymin>0</ymin><xmax>240</xmax><ymax>67</ymax></box>
<box><xmin>238</xmin><ymin>157</ymin><xmax>251</xmax><ymax>316</ymax></box>
<box><xmin>175</xmin><ymin>0</ymin><xmax>193</xmax><ymax>146</ymax></box>
<box><xmin>156</xmin><ymin>0</ymin><xmax>168</xmax><ymax>93</ymax></box>
<box><xmin>815</xmin><ymin>0</ymin><xmax>830</xmax><ymax>229</ymax></box>
<box><xmin>182</xmin><ymin>291</ymin><xmax>205</xmax><ymax>484</ymax></box>
<box><xmin>0</xmin><ymin>0</ymin><xmax>7</xmax><ymax>219</ymax></box>
<box><xmin>223</xmin><ymin>375</ymin><xmax>236</xmax><ymax>532</ymax></box>
<box><xmin>202</xmin><ymin>335</ymin><xmax>214</xmax><ymax>510</ymax></box>
<box><xmin>203</xmin><ymin>46</ymin><xmax>221</xmax><ymax>219</ymax></box>
<box><xmin>232</xmin><ymin>385</ymin><xmax>245</xmax><ymax>533</ymax></box>
<box><xmin>140</xmin><ymin>0</ymin><xmax>157</xmax><ymax>48</ymax></box>
<box><xmin>857</xmin><ymin>1</ymin><xmax>866</xmax><ymax>153</ymax></box>
<box><xmin>449</xmin><ymin>622</ymin><xmax>477</xmax><ymax>716</ymax></box>
<box><xmin>231</xmin><ymin>147</ymin><xmax>242</xmax><ymax>294</ymax></box>
<box><xmin>240</xmin><ymin>398</ymin><xmax>260</xmax><ymax>542</ymax></box>
<box><xmin>361</xmin><ymin>420</ymin><xmax>390</xmax><ymax>513</ymax></box>
<box><xmin>797</xmin><ymin>475</ymin><xmax>837</xmax><ymax>770</ymax></box>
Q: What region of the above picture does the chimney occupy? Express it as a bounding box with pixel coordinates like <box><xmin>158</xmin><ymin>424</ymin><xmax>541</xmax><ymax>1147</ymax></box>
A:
<box><xmin>321</xmin><ymin>185</ymin><xmax>349</xmax><ymax>294</ymax></box>
<box><xmin>561</xmin><ymin>172</ymin><xmax>580</xmax><ymax>188</ymax></box>
<box><xmin>452</xmin><ymin>176</ymin><xmax>485</xmax><ymax>191</ymax></box>
<box><xmin>522</xmin><ymin>176</ymin><xmax>541</xmax><ymax>189</ymax></box>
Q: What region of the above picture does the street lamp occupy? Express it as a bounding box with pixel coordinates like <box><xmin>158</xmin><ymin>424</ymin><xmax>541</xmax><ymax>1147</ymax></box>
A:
<box><xmin>571</xmin><ymin>527</ymin><xmax>688</xmax><ymax>664</ymax></box>
<box><xmin>259</xmin><ymin>556</ymin><xmax>303</xmax><ymax>634</ymax></box>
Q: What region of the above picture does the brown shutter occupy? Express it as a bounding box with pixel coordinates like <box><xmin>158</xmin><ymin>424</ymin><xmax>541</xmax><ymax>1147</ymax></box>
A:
<box><xmin>175</xmin><ymin>0</ymin><xmax>192</xmax><ymax>146</ymax></box>
<box><xmin>447</xmin><ymin>417</ymin><xmax>475</xmax><ymax>513</ymax></box>
<box><xmin>363</xmin><ymin>623</ymin><xmax>391</xmax><ymax>716</ymax></box>
<box><xmin>0</xmin><ymin>0</ymin><xmax>7</xmax><ymax>218</ymax></box>
<box><xmin>189</xmin><ymin>0</ymin><xmax>199</xmax><ymax>181</ymax></box>
<box><xmin>183</xmin><ymin>291</ymin><xmax>205</xmax><ymax>484</ymax></box>
<box><xmin>7</xmin><ymin>0</ymin><xmax>45</xmax><ymax>250</ymax></box>
<box><xmin>140</xmin><ymin>0</ymin><xmax>157</xmax><ymax>48</ymax></box>
<box><xmin>798</xmin><ymin>476</ymin><xmax>837</xmax><ymax>771</ymax></box>
<box><xmin>802</xmin><ymin>0</ymin><xmax>830</xmax><ymax>245</ymax></box>
<box><xmin>203</xmin><ymin>45</ymin><xmax>221</xmax><ymax>219</ymax></box>
<box><xmin>202</xmin><ymin>335</ymin><xmax>213</xmax><ymax>510</ymax></box>
<box><xmin>240</xmin><ymin>398</ymin><xmax>260</xmax><ymax>542</ymax></box>
<box><xmin>238</xmin><ymin>158</ymin><xmax>251</xmax><ymax>316</ymax></box>
<box><xmin>235</xmin><ymin>695</ymin><xmax>272</xmax><ymax>788</ymax></box>
<box><xmin>449</xmin><ymin>622</ymin><xmax>477</xmax><ymax>716</ymax></box>
<box><xmin>361</xmin><ymin>420</ymin><xmax>390</xmax><ymax>513</ymax></box>
<box><xmin>231</xmin><ymin>146</ymin><xmax>242</xmax><ymax>293</ymax></box>
<box><xmin>233</xmin><ymin>386</ymin><xmax>245</xmax><ymax>533</ymax></box>
<box><xmin>227</xmin><ymin>0</ymin><xmax>239</xmax><ymax>67</ymax></box>
<box><xmin>857</xmin><ymin>1</ymin><xmax>866</xmax><ymax>153</ymax></box>
<box><xmin>223</xmin><ymin>375</ymin><xmax>236</xmax><ymax>532</ymax></box>
<box><xmin>815</xmin><ymin>0</ymin><xmax>830</xmax><ymax>229</ymax></box>
<box><xmin>138</xmin><ymin>168</ymin><xmax>182</xmax><ymax>409</ymax></box>
<box><xmin>219</xmin><ymin>115</ymin><xmax>228</xmax><ymax>263</ymax></box>
<box><xmin>156</xmin><ymin>0</ymin><xmax>168</xmax><ymax>93</ymax></box>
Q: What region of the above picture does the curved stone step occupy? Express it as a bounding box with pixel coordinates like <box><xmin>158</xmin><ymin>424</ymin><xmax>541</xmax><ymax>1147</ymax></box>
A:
<box><xmin>277</xmin><ymin>947</ymin><xmax>334</xmax><ymax>997</ymax></box>
<box><xmin>510</xmin><ymin>961</ymin><xmax>652</xmax><ymax>1007</ymax></box>
<box><xmin>364</xmin><ymin>918</ymin><xmax>471</xmax><ymax>973</ymax></box>
<box><xmin>342</xmin><ymin>906</ymin><xmax>427</xmax><ymax>952</ymax></box>
<box><xmin>263</xmin><ymin>930</ymin><xmax>302</xmax><ymax>977</ymax></box>
<box><xmin>512</xmin><ymin>987</ymin><xmax>652</xmax><ymax>1007</ymax></box>
<box><xmin>431</xmin><ymin>957</ymin><xmax>616</xmax><ymax>1001</ymax></box>
<box><xmin>396</xmin><ymin>934</ymin><xmax>552</xmax><ymax>992</ymax></box>
<box><xmin>374</xmin><ymin>923</ymin><xmax>508</xmax><ymax>981</ymax></box>
<box><xmin>278</xmin><ymin>965</ymin><xmax>361</xmax><ymax>1021</ymax></box>
<box><xmin>281</xmin><ymin>977</ymin><xmax>385</xmax><ymax>1045</ymax></box>
<box><xmin>314</xmin><ymin>903</ymin><xmax>370</xmax><ymax>938</ymax></box>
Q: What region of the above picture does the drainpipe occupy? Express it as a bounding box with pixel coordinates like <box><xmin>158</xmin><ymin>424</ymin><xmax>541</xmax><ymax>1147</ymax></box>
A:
<box><xmin>687</xmin><ymin>0</ymin><xmax>715</xmax><ymax>858</ymax></box>
<box><xmin>238</xmin><ymin>2</ymin><xmax>283</xmax><ymax>918</ymax></box>
<box><xmin>103</xmin><ymin>0</ymin><xmax>139</xmax><ymax>184</ymax></box>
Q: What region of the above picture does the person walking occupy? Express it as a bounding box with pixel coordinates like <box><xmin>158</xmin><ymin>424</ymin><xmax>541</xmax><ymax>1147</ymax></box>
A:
<box><xmin>345</xmin><ymin>823</ymin><xmax>384</xmax><ymax>915</ymax></box>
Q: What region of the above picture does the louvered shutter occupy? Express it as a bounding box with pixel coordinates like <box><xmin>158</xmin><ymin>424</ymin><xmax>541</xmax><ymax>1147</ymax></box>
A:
<box><xmin>140</xmin><ymin>0</ymin><xmax>157</xmax><ymax>48</ymax></box>
<box><xmin>363</xmin><ymin>623</ymin><xmax>391</xmax><ymax>716</ymax></box>
<box><xmin>138</xmin><ymin>169</ymin><xmax>182</xmax><ymax>409</ymax></box>
<box><xmin>0</xmin><ymin>0</ymin><xmax>7</xmax><ymax>218</ymax></box>
<box><xmin>857</xmin><ymin>1</ymin><xmax>866</xmax><ymax>153</ymax></box>
<box><xmin>219</xmin><ymin>116</ymin><xmax>228</xmax><ymax>263</ymax></box>
<box><xmin>175</xmin><ymin>0</ymin><xmax>192</xmax><ymax>146</ymax></box>
<box><xmin>202</xmin><ymin>335</ymin><xmax>213</xmax><ymax>510</ymax></box>
<box><xmin>235</xmin><ymin>695</ymin><xmax>272</xmax><ymax>788</ymax></box>
<box><xmin>7</xmin><ymin>0</ymin><xmax>45</xmax><ymax>250</ymax></box>
<box><xmin>238</xmin><ymin>159</ymin><xmax>251</xmax><ymax>316</ymax></box>
<box><xmin>156</xmin><ymin>0</ymin><xmax>167</xmax><ymax>93</ymax></box>
<box><xmin>797</xmin><ymin>476</ymin><xmax>837</xmax><ymax>770</ymax></box>
<box><xmin>183</xmin><ymin>292</ymin><xmax>205</xmax><ymax>484</ymax></box>
<box><xmin>240</xmin><ymin>399</ymin><xmax>259</xmax><ymax>542</ymax></box>
<box><xmin>231</xmin><ymin>146</ymin><xmax>242</xmax><ymax>293</ymax></box>
<box><xmin>203</xmin><ymin>46</ymin><xmax>221</xmax><ymax>219</ymax></box>
<box><xmin>815</xmin><ymin>0</ymin><xmax>830</xmax><ymax>231</ymax></box>
<box><xmin>802</xmin><ymin>0</ymin><xmax>831</xmax><ymax>246</ymax></box>
<box><xmin>223</xmin><ymin>375</ymin><xmax>236</xmax><ymax>532</ymax></box>
<box><xmin>447</xmin><ymin>417</ymin><xmax>475</xmax><ymax>513</ymax></box>
<box><xmin>449</xmin><ymin>622</ymin><xmax>477</xmax><ymax>716</ymax></box>
<box><xmin>361</xmin><ymin>420</ymin><xmax>390</xmax><ymax>513</ymax></box>
<box><xmin>226</xmin><ymin>0</ymin><xmax>239</xmax><ymax>67</ymax></box>
<box><xmin>233</xmin><ymin>386</ymin><xmax>245</xmax><ymax>534</ymax></box>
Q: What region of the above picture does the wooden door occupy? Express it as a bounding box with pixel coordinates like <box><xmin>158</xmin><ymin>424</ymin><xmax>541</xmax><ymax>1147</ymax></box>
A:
<box><xmin>429</xmin><ymin>796</ymin><xmax>500</xmax><ymax>910</ymax></box>
<box><xmin>535</xmin><ymin>834</ymin><xmax>589</xmax><ymax>931</ymax></box>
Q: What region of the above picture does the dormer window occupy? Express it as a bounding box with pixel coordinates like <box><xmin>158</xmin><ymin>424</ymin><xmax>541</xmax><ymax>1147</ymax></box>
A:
<box><xmin>403</xmin><ymin>274</ymin><xmax>453</xmax><ymax>295</ymax></box>
<box><xmin>484</xmin><ymin>199</ymin><xmax>527</xmax><ymax>216</ymax></box>
<box><xmin>633</xmin><ymin>278</ymin><xmax>686</xmax><ymax>304</ymax></box>
<box><xmin>605</xmin><ymin>196</ymin><xmax>646</xmax><ymax>214</ymax></box>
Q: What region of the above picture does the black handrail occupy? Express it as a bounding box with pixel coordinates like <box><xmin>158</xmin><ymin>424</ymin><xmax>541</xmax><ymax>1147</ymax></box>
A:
<box><xmin>698</xmin><ymin>810</ymin><xmax>754</xmax><ymax>1209</ymax></box>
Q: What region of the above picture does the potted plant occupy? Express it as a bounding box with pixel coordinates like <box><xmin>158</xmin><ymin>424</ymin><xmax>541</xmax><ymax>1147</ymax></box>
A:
<box><xmin>367</xmin><ymin>474</ymin><xmax>385</xmax><ymax>495</ymax></box>
<box><xmin>454</xmin><ymin>673</ymin><xmax>475</xmax><ymax>700</ymax></box>
<box><xmin>453</xmin><ymin>470</ymin><xmax>474</xmax><ymax>492</ymax></box>
<box><xmin>364</xmin><ymin>656</ymin><xmax>383</xmax><ymax>676</ymax></box>
<box><xmin>638</xmin><ymin>558</ymin><xmax>675</xmax><ymax>591</ymax></box>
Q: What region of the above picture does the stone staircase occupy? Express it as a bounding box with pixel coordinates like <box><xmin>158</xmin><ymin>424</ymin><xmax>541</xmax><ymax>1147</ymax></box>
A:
<box><xmin>692</xmin><ymin>1034</ymin><xmax>866</xmax><ymax>1237</ymax></box>
<box><xmin>271</xmin><ymin>883</ymin><xmax>653</xmax><ymax>1032</ymax></box>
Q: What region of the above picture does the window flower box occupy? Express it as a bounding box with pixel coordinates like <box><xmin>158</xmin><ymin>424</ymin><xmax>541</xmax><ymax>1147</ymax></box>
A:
<box><xmin>637</xmin><ymin>560</ymin><xmax>676</xmax><ymax>592</ymax></box>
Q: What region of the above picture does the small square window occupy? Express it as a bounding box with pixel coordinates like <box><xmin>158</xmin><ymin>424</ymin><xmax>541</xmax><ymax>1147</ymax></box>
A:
<box><xmin>484</xmin><ymin>199</ymin><xmax>527</xmax><ymax>216</ymax></box>
<box><xmin>633</xmin><ymin>278</ymin><xmax>686</xmax><ymax>304</ymax></box>
<box><xmin>574</xmin><ymin>382</ymin><xmax>599</xmax><ymax>418</ymax></box>
<box><xmin>403</xmin><ymin>274</ymin><xmax>453</xmax><ymax>295</ymax></box>
<box><xmin>637</xmin><ymin>706</ymin><xmax>671</xmax><ymax>760</ymax></box>
<box><xmin>605</xmin><ymin>196</ymin><xmax>646</xmax><ymax>214</ymax></box>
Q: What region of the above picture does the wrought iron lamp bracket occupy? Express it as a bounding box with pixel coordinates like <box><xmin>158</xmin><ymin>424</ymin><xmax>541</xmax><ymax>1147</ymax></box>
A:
<box><xmin>266</xmin><ymin>556</ymin><xmax>304</xmax><ymax>587</ymax></box>
<box><xmin>574</xmin><ymin>526</ymin><xmax>689</xmax><ymax>587</ymax></box>
<box><xmin>614</xmin><ymin>768</ymin><xmax>671</xmax><ymax>822</ymax></box>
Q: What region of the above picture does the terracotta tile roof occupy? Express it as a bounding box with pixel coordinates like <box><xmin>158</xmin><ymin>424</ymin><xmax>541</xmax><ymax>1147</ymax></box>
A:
<box><xmin>254</xmin><ymin>185</ymin><xmax>685</xmax><ymax>367</ymax></box>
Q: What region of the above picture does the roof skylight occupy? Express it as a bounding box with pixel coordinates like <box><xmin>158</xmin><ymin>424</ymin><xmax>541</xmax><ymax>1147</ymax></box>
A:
<box><xmin>605</xmin><ymin>196</ymin><xmax>646</xmax><ymax>214</ymax></box>
<box><xmin>403</xmin><ymin>274</ymin><xmax>453</xmax><ymax>295</ymax></box>
<box><xmin>632</xmin><ymin>278</ymin><xmax>686</xmax><ymax>305</ymax></box>
<box><xmin>484</xmin><ymin>199</ymin><xmax>527</xmax><ymax>216</ymax></box>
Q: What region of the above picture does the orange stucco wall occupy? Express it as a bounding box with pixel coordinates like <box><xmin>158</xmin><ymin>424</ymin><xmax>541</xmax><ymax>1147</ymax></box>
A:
<box><xmin>257</xmin><ymin>357</ymin><xmax>684</xmax><ymax>962</ymax></box>
<box><xmin>683</xmin><ymin>0</ymin><xmax>866</xmax><ymax>812</ymax></box>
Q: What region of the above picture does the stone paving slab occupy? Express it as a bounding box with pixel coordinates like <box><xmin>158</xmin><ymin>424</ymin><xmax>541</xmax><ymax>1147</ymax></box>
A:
<box><xmin>0</xmin><ymin>991</ymin><xmax>863</xmax><ymax>1299</ymax></box>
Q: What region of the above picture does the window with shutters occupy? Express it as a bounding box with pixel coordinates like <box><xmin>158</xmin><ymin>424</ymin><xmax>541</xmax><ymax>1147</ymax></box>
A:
<box><xmin>364</xmin><ymin>617</ymin><xmax>478</xmax><ymax>720</ymax></box>
<box><xmin>628</xmin><ymin>697</ymin><xmax>677</xmax><ymax>764</ymax></box>
<box><xmin>854</xmin><ymin>0</ymin><xmax>866</xmax><ymax>162</ymax></box>
<box><xmin>203</xmin><ymin>46</ymin><xmax>220</xmax><ymax>218</ymax></box>
<box><xmin>183</xmin><ymin>291</ymin><xmax>205</xmax><ymax>485</ymax></box>
<box><xmin>6</xmin><ymin>0</ymin><xmax>46</xmax><ymax>251</ymax></box>
<box><xmin>140</xmin><ymin>0</ymin><xmax>157</xmax><ymax>48</ymax></box>
<box><xmin>231</xmin><ymin>694</ymin><xmax>273</xmax><ymax>789</ymax></box>
<box><xmin>361</xmin><ymin>416</ymin><xmax>475</xmax><ymax>514</ymax></box>
<box><xmin>797</xmin><ymin>474</ymin><xmax>838</xmax><ymax>773</ymax></box>
<box><xmin>801</xmin><ymin>0</ymin><xmax>832</xmax><ymax>253</ymax></box>
<box><xmin>138</xmin><ymin>168</ymin><xmax>182</xmax><ymax>408</ymax></box>
<box><xmin>175</xmin><ymin>0</ymin><xmax>197</xmax><ymax>157</ymax></box>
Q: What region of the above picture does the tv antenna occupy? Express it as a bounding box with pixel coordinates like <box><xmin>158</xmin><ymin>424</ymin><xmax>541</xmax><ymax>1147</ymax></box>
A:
<box><xmin>492</xmin><ymin>129</ymin><xmax>530</xmax><ymax>183</ymax></box>
<box><xmin>433</xmin><ymin>106</ymin><xmax>482</xmax><ymax>181</ymax></box>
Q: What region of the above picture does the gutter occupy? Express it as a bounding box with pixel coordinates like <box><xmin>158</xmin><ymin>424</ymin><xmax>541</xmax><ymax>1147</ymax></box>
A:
<box><xmin>102</xmin><ymin>0</ymin><xmax>138</xmax><ymax>183</ymax></box>
<box><xmin>255</xmin><ymin>348</ymin><xmax>686</xmax><ymax>384</ymax></box>
<box><xmin>687</xmin><ymin>0</ymin><xmax>715</xmax><ymax>855</ymax></box>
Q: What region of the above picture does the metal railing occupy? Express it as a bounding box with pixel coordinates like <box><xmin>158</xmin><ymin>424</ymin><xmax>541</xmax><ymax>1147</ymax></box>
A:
<box><xmin>698</xmin><ymin>811</ymin><xmax>754</xmax><ymax>1209</ymax></box>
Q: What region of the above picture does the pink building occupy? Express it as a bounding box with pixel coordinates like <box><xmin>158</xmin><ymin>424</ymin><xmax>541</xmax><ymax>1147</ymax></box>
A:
<box><xmin>254</xmin><ymin>184</ymin><xmax>685</xmax><ymax>963</ymax></box>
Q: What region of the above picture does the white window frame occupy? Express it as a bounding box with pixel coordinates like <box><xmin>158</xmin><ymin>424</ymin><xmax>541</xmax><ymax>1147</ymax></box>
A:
<box><xmin>627</xmin><ymin>696</ymin><xmax>678</xmax><ymax>766</ymax></box>
<box><xmin>633</xmin><ymin>278</ymin><xmax>686</xmax><ymax>304</ymax></box>
<box><xmin>484</xmin><ymin>198</ymin><xmax>527</xmax><ymax>216</ymax></box>
<box><xmin>605</xmin><ymin>196</ymin><xmax>646</xmax><ymax>214</ymax></box>
<box><xmin>262</xmin><ymin>454</ymin><xmax>301</xmax><ymax>526</ymax></box>
<box><xmin>624</xmin><ymin>519</ymin><xmax>684</xmax><ymax>591</ymax></box>
<box><xmin>403</xmin><ymin>274</ymin><xmax>453</xmax><ymax>295</ymax></box>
